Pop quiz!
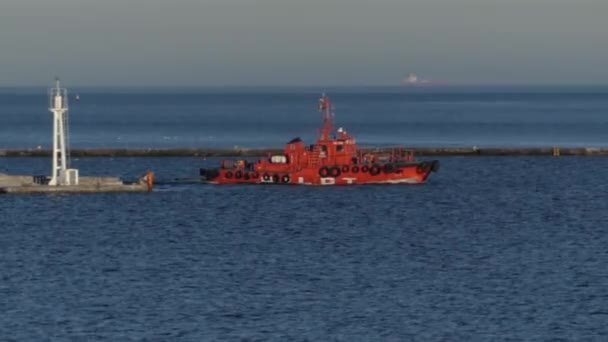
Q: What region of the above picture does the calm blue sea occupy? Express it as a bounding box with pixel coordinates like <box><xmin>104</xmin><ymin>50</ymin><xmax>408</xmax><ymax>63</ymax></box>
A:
<box><xmin>2</xmin><ymin>87</ymin><xmax>608</xmax><ymax>340</ymax></box>
<box><xmin>2</xmin><ymin>86</ymin><xmax>608</xmax><ymax>149</ymax></box>
<box><xmin>1</xmin><ymin>156</ymin><xmax>608</xmax><ymax>340</ymax></box>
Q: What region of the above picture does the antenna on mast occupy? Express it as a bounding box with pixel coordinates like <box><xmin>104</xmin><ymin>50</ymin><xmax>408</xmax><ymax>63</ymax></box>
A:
<box><xmin>318</xmin><ymin>93</ymin><xmax>334</xmax><ymax>141</ymax></box>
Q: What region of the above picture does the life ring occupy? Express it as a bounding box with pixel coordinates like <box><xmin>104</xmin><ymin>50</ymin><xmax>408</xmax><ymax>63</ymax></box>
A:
<box><xmin>282</xmin><ymin>174</ymin><xmax>290</xmax><ymax>183</ymax></box>
<box><xmin>330</xmin><ymin>166</ymin><xmax>341</xmax><ymax>177</ymax></box>
<box><xmin>341</xmin><ymin>165</ymin><xmax>349</xmax><ymax>173</ymax></box>
<box><xmin>272</xmin><ymin>174</ymin><xmax>280</xmax><ymax>183</ymax></box>
<box><xmin>243</xmin><ymin>173</ymin><xmax>251</xmax><ymax>180</ymax></box>
<box><xmin>369</xmin><ymin>165</ymin><xmax>381</xmax><ymax>176</ymax></box>
<box><xmin>352</xmin><ymin>166</ymin><xmax>359</xmax><ymax>173</ymax></box>
<box><xmin>235</xmin><ymin>170</ymin><xmax>243</xmax><ymax>179</ymax></box>
<box><xmin>383</xmin><ymin>163</ymin><xmax>395</xmax><ymax>174</ymax></box>
<box><xmin>319</xmin><ymin>166</ymin><xmax>330</xmax><ymax>177</ymax></box>
<box><xmin>263</xmin><ymin>173</ymin><xmax>270</xmax><ymax>181</ymax></box>
<box><xmin>361</xmin><ymin>165</ymin><xmax>369</xmax><ymax>173</ymax></box>
<box><xmin>225</xmin><ymin>171</ymin><xmax>234</xmax><ymax>179</ymax></box>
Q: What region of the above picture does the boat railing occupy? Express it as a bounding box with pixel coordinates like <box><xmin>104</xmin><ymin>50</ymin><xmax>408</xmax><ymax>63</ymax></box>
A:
<box><xmin>357</xmin><ymin>146</ymin><xmax>415</xmax><ymax>163</ymax></box>
<box><xmin>220</xmin><ymin>159</ymin><xmax>250</xmax><ymax>170</ymax></box>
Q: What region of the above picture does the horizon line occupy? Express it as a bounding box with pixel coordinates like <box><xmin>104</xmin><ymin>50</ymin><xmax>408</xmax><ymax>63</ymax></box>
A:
<box><xmin>2</xmin><ymin>83</ymin><xmax>608</xmax><ymax>89</ymax></box>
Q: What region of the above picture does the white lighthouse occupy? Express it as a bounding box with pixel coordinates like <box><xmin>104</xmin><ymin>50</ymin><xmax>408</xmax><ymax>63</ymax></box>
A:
<box><xmin>48</xmin><ymin>78</ymin><xmax>78</xmax><ymax>186</ymax></box>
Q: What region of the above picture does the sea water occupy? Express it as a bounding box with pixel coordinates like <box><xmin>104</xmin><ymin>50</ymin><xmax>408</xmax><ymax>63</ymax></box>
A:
<box><xmin>2</xmin><ymin>86</ymin><xmax>608</xmax><ymax>149</ymax></box>
<box><xmin>1</xmin><ymin>87</ymin><xmax>608</xmax><ymax>340</ymax></box>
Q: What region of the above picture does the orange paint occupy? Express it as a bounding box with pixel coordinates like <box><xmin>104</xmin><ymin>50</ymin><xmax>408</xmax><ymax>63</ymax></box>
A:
<box><xmin>201</xmin><ymin>96</ymin><xmax>439</xmax><ymax>185</ymax></box>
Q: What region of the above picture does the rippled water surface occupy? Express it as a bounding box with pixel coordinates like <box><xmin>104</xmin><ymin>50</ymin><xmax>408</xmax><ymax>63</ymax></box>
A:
<box><xmin>2</xmin><ymin>86</ymin><xmax>608</xmax><ymax>149</ymax></box>
<box><xmin>1</xmin><ymin>156</ymin><xmax>607</xmax><ymax>340</ymax></box>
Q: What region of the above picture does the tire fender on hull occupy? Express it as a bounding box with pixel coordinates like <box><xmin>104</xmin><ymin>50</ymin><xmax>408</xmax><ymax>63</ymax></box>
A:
<box><xmin>383</xmin><ymin>163</ymin><xmax>395</xmax><ymax>173</ymax></box>
<box><xmin>319</xmin><ymin>167</ymin><xmax>330</xmax><ymax>178</ymax></box>
<box><xmin>330</xmin><ymin>166</ymin><xmax>341</xmax><ymax>177</ymax></box>
<box><xmin>431</xmin><ymin>160</ymin><xmax>440</xmax><ymax>172</ymax></box>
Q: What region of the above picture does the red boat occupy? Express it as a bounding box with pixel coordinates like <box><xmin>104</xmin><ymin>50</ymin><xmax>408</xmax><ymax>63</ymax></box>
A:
<box><xmin>200</xmin><ymin>95</ymin><xmax>439</xmax><ymax>185</ymax></box>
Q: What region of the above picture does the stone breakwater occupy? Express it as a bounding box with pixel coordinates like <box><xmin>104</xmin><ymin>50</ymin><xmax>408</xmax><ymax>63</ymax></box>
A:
<box><xmin>0</xmin><ymin>174</ymin><xmax>151</xmax><ymax>194</ymax></box>
<box><xmin>2</xmin><ymin>147</ymin><xmax>608</xmax><ymax>157</ymax></box>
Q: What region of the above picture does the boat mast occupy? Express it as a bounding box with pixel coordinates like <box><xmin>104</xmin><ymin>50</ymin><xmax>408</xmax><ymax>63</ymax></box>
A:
<box><xmin>318</xmin><ymin>94</ymin><xmax>333</xmax><ymax>141</ymax></box>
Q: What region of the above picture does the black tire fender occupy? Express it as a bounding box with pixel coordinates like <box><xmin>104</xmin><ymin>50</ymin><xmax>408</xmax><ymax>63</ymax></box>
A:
<box><xmin>319</xmin><ymin>166</ymin><xmax>330</xmax><ymax>177</ymax></box>
<box><xmin>431</xmin><ymin>161</ymin><xmax>440</xmax><ymax>172</ymax></box>
<box><xmin>369</xmin><ymin>164</ymin><xmax>381</xmax><ymax>176</ymax></box>
<box><xmin>330</xmin><ymin>166</ymin><xmax>341</xmax><ymax>177</ymax></box>
<box><xmin>416</xmin><ymin>163</ymin><xmax>427</xmax><ymax>174</ymax></box>
<box><xmin>383</xmin><ymin>163</ymin><xmax>395</xmax><ymax>173</ymax></box>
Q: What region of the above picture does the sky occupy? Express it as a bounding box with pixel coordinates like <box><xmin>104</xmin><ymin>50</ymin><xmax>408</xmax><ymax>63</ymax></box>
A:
<box><xmin>0</xmin><ymin>0</ymin><xmax>607</xmax><ymax>87</ymax></box>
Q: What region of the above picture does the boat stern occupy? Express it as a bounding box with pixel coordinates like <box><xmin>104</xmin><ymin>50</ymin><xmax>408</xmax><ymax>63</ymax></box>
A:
<box><xmin>200</xmin><ymin>168</ymin><xmax>220</xmax><ymax>182</ymax></box>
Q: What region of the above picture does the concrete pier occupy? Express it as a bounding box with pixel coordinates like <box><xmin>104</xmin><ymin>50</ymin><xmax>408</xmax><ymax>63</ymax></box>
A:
<box><xmin>2</xmin><ymin>147</ymin><xmax>608</xmax><ymax>157</ymax></box>
<box><xmin>0</xmin><ymin>173</ymin><xmax>152</xmax><ymax>194</ymax></box>
<box><xmin>0</xmin><ymin>80</ymin><xmax>156</xmax><ymax>195</ymax></box>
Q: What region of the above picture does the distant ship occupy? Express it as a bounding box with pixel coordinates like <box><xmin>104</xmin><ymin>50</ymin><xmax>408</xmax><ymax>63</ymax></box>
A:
<box><xmin>401</xmin><ymin>73</ymin><xmax>447</xmax><ymax>86</ymax></box>
<box><xmin>403</xmin><ymin>73</ymin><xmax>421</xmax><ymax>84</ymax></box>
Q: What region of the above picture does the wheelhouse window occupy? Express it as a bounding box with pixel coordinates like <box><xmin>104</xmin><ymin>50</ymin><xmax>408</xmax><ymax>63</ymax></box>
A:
<box><xmin>319</xmin><ymin>145</ymin><xmax>327</xmax><ymax>157</ymax></box>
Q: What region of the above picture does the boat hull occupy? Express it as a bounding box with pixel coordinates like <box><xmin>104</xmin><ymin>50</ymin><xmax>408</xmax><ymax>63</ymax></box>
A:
<box><xmin>201</xmin><ymin>160</ymin><xmax>439</xmax><ymax>185</ymax></box>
